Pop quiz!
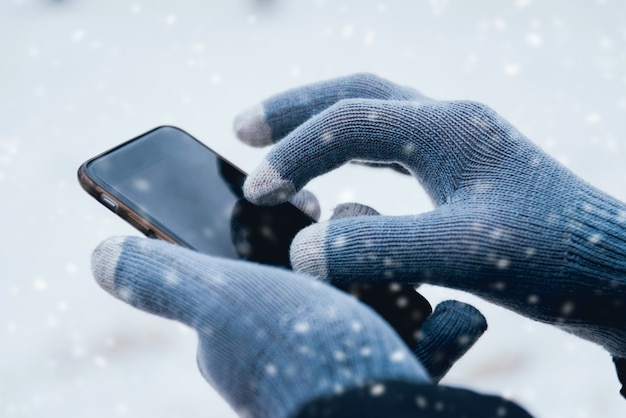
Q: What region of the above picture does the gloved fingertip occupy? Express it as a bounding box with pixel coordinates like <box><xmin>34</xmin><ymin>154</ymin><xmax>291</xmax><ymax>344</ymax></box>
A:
<box><xmin>243</xmin><ymin>159</ymin><xmax>297</xmax><ymax>205</ymax></box>
<box><xmin>331</xmin><ymin>202</ymin><xmax>380</xmax><ymax>220</ymax></box>
<box><xmin>436</xmin><ymin>300</ymin><xmax>488</xmax><ymax>334</ymax></box>
<box><xmin>233</xmin><ymin>103</ymin><xmax>273</xmax><ymax>147</ymax></box>
<box><xmin>91</xmin><ymin>236</ymin><xmax>127</xmax><ymax>296</ymax></box>
<box><xmin>90</xmin><ymin>236</ymin><xmax>226</xmax><ymax>325</ymax></box>
<box><xmin>290</xmin><ymin>223</ymin><xmax>330</xmax><ymax>280</ymax></box>
<box><xmin>413</xmin><ymin>300</ymin><xmax>487</xmax><ymax>382</ymax></box>
<box><xmin>290</xmin><ymin>189</ymin><xmax>321</xmax><ymax>221</ymax></box>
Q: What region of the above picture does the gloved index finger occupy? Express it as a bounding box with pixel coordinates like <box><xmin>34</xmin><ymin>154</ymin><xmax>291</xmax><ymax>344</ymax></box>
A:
<box><xmin>244</xmin><ymin>97</ymin><xmax>449</xmax><ymax>206</ymax></box>
<box><xmin>234</xmin><ymin>73</ymin><xmax>427</xmax><ymax>147</ymax></box>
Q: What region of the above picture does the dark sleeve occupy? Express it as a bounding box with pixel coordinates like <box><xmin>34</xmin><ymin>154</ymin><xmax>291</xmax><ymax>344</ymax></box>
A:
<box><xmin>290</xmin><ymin>380</ymin><xmax>534</xmax><ymax>418</ymax></box>
<box><xmin>613</xmin><ymin>357</ymin><xmax>626</xmax><ymax>398</ymax></box>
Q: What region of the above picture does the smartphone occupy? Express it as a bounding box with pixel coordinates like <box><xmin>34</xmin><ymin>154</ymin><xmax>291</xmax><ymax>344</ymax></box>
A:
<box><xmin>79</xmin><ymin>126</ymin><xmax>432</xmax><ymax>346</ymax></box>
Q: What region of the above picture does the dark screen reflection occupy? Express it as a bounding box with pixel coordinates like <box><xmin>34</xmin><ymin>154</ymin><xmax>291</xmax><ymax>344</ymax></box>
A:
<box><xmin>230</xmin><ymin>198</ymin><xmax>316</xmax><ymax>267</ymax></box>
<box><xmin>217</xmin><ymin>158</ymin><xmax>315</xmax><ymax>267</ymax></box>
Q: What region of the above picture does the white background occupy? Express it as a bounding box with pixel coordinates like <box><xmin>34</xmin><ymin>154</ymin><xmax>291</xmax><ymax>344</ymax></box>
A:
<box><xmin>2</xmin><ymin>0</ymin><xmax>626</xmax><ymax>417</ymax></box>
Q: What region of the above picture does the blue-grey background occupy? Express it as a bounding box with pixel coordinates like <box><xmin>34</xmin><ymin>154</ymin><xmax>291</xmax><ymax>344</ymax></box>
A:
<box><xmin>2</xmin><ymin>0</ymin><xmax>626</xmax><ymax>416</ymax></box>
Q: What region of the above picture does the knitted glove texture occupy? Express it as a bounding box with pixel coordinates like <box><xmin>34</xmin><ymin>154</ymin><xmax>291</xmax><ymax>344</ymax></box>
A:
<box><xmin>92</xmin><ymin>236</ymin><xmax>490</xmax><ymax>418</ymax></box>
<box><xmin>237</xmin><ymin>73</ymin><xmax>626</xmax><ymax>358</ymax></box>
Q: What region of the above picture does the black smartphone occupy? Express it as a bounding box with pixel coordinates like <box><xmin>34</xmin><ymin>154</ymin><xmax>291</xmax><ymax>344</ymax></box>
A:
<box><xmin>78</xmin><ymin>126</ymin><xmax>314</xmax><ymax>267</ymax></box>
<box><xmin>78</xmin><ymin>126</ymin><xmax>432</xmax><ymax>346</ymax></box>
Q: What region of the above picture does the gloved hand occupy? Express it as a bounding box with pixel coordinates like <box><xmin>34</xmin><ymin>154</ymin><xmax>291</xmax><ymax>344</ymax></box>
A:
<box><xmin>227</xmin><ymin>165</ymin><xmax>489</xmax><ymax>382</ymax></box>
<box><xmin>326</xmin><ymin>201</ymin><xmax>488</xmax><ymax>383</ymax></box>
<box><xmin>235</xmin><ymin>73</ymin><xmax>626</xmax><ymax>360</ymax></box>
<box><xmin>92</xmin><ymin>237</ymin><xmax>527</xmax><ymax>418</ymax></box>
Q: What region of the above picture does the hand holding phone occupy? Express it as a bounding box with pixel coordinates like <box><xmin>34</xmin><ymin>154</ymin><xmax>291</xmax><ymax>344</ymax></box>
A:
<box><xmin>79</xmin><ymin>126</ymin><xmax>486</xmax><ymax>362</ymax></box>
<box><xmin>79</xmin><ymin>126</ymin><xmax>315</xmax><ymax>265</ymax></box>
<box><xmin>79</xmin><ymin>113</ymin><xmax>529</xmax><ymax>416</ymax></box>
<box><xmin>92</xmin><ymin>235</ymin><xmax>525</xmax><ymax>418</ymax></box>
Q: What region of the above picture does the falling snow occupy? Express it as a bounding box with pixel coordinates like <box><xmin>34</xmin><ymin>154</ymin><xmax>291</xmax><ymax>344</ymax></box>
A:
<box><xmin>503</xmin><ymin>63</ymin><xmax>521</xmax><ymax>77</ymax></box>
<box><xmin>396</xmin><ymin>296</ymin><xmax>409</xmax><ymax>308</ymax></box>
<box><xmin>334</xmin><ymin>350</ymin><xmax>346</xmax><ymax>361</ymax></box>
<box><xmin>360</xmin><ymin>346</ymin><xmax>372</xmax><ymax>357</ymax></box>
<box><xmin>3</xmin><ymin>1</ymin><xmax>626</xmax><ymax>418</ymax></box>
<box><xmin>389</xmin><ymin>349</ymin><xmax>406</xmax><ymax>362</ymax></box>
<box><xmin>163</xmin><ymin>270</ymin><xmax>180</xmax><ymax>285</ymax></box>
<box><xmin>527</xmin><ymin>294</ymin><xmax>540</xmax><ymax>304</ymax></box>
<box><xmin>293</xmin><ymin>321</ymin><xmax>310</xmax><ymax>333</ymax></box>
<box><xmin>526</xmin><ymin>32</ymin><xmax>543</xmax><ymax>47</ymax></box>
<box><xmin>416</xmin><ymin>395</ymin><xmax>428</xmax><ymax>409</ymax></box>
<box><xmin>131</xmin><ymin>178</ymin><xmax>151</xmax><ymax>193</ymax></box>
<box><xmin>370</xmin><ymin>383</ymin><xmax>386</xmax><ymax>396</ymax></box>
<box><xmin>265</xmin><ymin>363</ymin><xmax>277</xmax><ymax>376</ymax></box>
<box><xmin>331</xmin><ymin>234</ymin><xmax>348</xmax><ymax>249</ymax></box>
<box><xmin>496</xmin><ymin>258</ymin><xmax>511</xmax><ymax>270</ymax></box>
<box><xmin>525</xmin><ymin>247</ymin><xmax>536</xmax><ymax>257</ymax></box>
<box><xmin>117</xmin><ymin>287</ymin><xmax>134</xmax><ymax>303</ymax></box>
<box><xmin>65</xmin><ymin>263</ymin><xmax>79</xmax><ymax>275</ymax></box>
<box><xmin>588</xmin><ymin>233</ymin><xmax>602</xmax><ymax>244</ymax></box>
<box><xmin>33</xmin><ymin>278</ymin><xmax>47</xmax><ymax>292</ymax></box>
<box><xmin>561</xmin><ymin>301</ymin><xmax>576</xmax><ymax>316</ymax></box>
<box><xmin>321</xmin><ymin>131</ymin><xmax>334</xmax><ymax>142</ymax></box>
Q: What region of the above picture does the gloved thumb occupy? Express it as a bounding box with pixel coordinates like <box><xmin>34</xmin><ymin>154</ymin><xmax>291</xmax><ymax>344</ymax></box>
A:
<box><xmin>413</xmin><ymin>300</ymin><xmax>487</xmax><ymax>382</ymax></box>
<box><xmin>330</xmin><ymin>202</ymin><xmax>381</xmax><ymax>219</ymax></box>
<box><xmin>326</xmin><ymin>204</ymin><xmax>486</xmax><ymax>382</ymax></box>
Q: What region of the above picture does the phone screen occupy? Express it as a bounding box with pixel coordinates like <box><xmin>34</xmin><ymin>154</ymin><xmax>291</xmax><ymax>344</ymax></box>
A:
<box><xmin>81</xmin><ymin>126</ymin><xmax>315</xmax><ymax>267</ymax></box>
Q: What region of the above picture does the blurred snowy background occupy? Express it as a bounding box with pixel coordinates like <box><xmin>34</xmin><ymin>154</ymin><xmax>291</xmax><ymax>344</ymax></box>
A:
<box><xmin>2</xmin><ymin>0</ymin><xmax>626</xmax><ymax>416</ymax></box>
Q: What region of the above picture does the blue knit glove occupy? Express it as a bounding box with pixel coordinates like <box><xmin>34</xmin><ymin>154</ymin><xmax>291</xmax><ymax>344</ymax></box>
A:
<box><xmin>325</xmin><ymin>201</ymin><xmax>487</xmax><ymax>382</ymax></box>
<box><xmin>92</xmin><ymin>236</ymin><xmax>500</xmax><ymax>418</ymax></box>
<box><xmin>236</xmin><ymin>73</ymin><xmax>626</xmax><ymax>359</ymax></box>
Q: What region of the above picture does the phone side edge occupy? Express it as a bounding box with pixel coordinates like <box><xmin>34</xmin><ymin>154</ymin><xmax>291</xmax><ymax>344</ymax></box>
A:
<box><xmin>77</xmin><ymin>162</ymin><xmax>180</xmax><ymax>246</ymax></box>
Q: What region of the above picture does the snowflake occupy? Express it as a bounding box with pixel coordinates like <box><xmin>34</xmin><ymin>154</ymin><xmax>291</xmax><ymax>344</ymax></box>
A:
<box><xmin>360</xmin><ymin>346</ymin><xmax>372</xmax><ymax>357</ymax></box>
<box><xmin>389</xmin><ymin>349</ymin><xmax>406</xmax><ymax>362</ymax></box>
<box><xmin>293</xmin><ymin>321</ymin><xmax>310</xmax><ymax>333</ymax></box>
<box><xmin>265</xmin><ymin>363</ymin><xmax>277</xmax><ymax>376</ymax></box>
<box><xmin>33</xmin><ymin>278</ymin><xmax>47</xmax><ymax>291</ymax></box>
<box><xmin>369</xmin><ymin>383</ymin><xmax>386</xmax><ymax>396</ymax></box>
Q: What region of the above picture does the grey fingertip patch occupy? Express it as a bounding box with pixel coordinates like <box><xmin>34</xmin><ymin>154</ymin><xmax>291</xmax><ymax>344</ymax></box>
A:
<box><xmin>91</xmin><ymin>236</ymin><xmax>125</xmax><ymax>295</ymax></box>
<box><xmin>290</xmin><ymin>189</ymin><xmax>321</xmax><ymax>221</ymax></box>
<box><xmin>233</xmin><ymin>103</ymin><xmax>273</xmax><ymax>147</ymax></box>
<box><xmin>290</xmin><ymin>223</ymin><xmax>329</xmax><ymax>280</ymax></box>
<box><xmin>331</xmin><ymin>202</ymin><xmax>380</xmax><ymax>220</ymax></box>
<box><xmin>244</xmin><ymin>159</ymin><xmax>297</xmax><ymax>205</ymax></box>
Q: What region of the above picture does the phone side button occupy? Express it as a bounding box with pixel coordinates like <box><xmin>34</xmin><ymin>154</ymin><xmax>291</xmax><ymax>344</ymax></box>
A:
<box><xmin>100</xmin><ymin>194</ymin><xmax>118</xmax><ymax>211</ymax></box>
